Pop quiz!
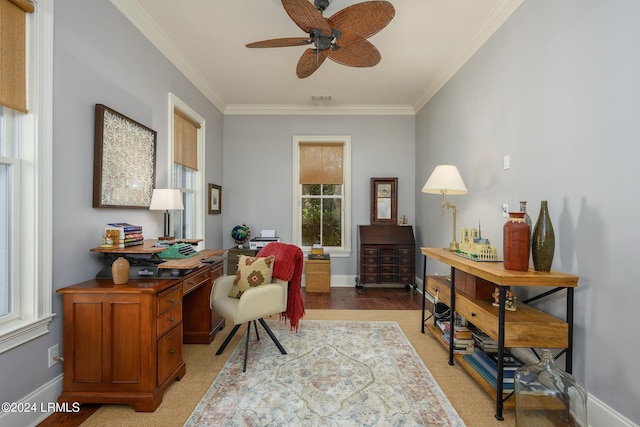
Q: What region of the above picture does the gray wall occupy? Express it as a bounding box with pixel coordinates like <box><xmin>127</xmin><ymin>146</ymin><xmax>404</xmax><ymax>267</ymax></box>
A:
<box><xmin>0</xmin><ymin>0</ymin><xmax>224</xmax><ymax>408</ymax></box>
<box><xmin>415</xmin><ymin>0</ymin><xmax>639</xmax><ymax>422</ymax></box>
<box><xmin>222</xmin><ymin>114</ymin><xmax>415</xmax><ymax>277</ymax></box>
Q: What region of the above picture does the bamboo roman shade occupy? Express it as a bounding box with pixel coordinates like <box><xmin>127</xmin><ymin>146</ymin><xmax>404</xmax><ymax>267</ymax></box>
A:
<box><xmin>299</xmin><ymin>142</ymin><xmax>344</xmax><ymax>184</ymax></box>
<box><xmin>0</xmin><ymin>0</ymin><xmax>33</xmax><ymax>113</ymax></box>
<box><xmin>173</xmin><ymin>108</ymin><xmax>200</xmax><ymax>171</ymax></box>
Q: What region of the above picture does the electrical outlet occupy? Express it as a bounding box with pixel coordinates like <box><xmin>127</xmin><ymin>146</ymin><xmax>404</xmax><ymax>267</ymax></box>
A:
<box><xmin>502</xmin><ymin>204</ymin><xmax>509</xmax><ymax>217</ymax></box>
<box><xmin>48</xmin><ymin>344</ymin><xmax>60</xmax><ymax>368</ymax></box>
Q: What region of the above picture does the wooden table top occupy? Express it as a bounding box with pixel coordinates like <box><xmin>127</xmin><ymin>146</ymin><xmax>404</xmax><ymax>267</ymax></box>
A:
<box><xmin>421</xmin><ymin>247</ymin><xmax>578</xmax><ymax>288</ymax></box>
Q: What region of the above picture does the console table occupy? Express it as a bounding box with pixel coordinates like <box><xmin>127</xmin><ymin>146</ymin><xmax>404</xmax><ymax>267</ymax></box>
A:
<box><xmin>420</xmin><ymin>247</ymin><xmax>578</xmax><ymax>420</ymax></box>
<box><xmin>56</xmin><ymin>244</ymin><xmax>226</xmax><ymax>411</ymax></box>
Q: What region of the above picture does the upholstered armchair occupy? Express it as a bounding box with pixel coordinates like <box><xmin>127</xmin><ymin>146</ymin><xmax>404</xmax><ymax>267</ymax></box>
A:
<box><xmin>210</xmin><ymin>275</ymin><xmax>288</xmax><ymax>372</ymax></box>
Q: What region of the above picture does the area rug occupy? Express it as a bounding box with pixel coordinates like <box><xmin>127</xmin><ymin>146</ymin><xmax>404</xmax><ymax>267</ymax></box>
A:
<box><xmin>184</xmin><ymin>319</ymin><xmax>465</xmax><ymax>426</ymax></box>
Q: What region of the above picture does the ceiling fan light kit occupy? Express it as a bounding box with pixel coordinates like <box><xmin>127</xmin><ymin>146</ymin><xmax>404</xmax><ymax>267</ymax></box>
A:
<box><xmin>246</xmin><ymin>0</ymin><xmax>395</xmax><ymax>78</ymax></box>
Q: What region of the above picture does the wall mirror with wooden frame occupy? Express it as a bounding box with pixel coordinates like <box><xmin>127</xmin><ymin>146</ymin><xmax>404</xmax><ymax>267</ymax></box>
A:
<box><xmin>370</xmin><ymin>177</ymin><xmax>398</xmax><ymax>225</ymax></box>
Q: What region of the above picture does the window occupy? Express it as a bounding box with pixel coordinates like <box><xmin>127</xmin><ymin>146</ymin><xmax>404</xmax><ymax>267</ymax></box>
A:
<box><xmin>168</xmin><ymin>94</ymin><xmax>205</xmax><ymax>245</ymax></box>
<box><xmin>292</xmin><ymin>136</ymin><xmax>351</xmax><ymax>256</ymax></box>
<box><xmin>0</xmin><ymin>0</ymin><xmax>54</xmax><ymax>353</ymax></box>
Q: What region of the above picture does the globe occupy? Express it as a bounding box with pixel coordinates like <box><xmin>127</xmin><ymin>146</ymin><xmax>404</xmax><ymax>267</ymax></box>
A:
<box><xmin>231</xmin><ymin>224</ymin><xmax>251</xmax><ymax>248</ymax></box>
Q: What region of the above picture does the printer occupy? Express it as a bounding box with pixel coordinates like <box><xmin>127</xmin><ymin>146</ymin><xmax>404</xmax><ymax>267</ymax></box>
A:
<box><xmin>249</xmin><ymin>229</ymin><xmax>280</xmax><ymax>250</ymax></box>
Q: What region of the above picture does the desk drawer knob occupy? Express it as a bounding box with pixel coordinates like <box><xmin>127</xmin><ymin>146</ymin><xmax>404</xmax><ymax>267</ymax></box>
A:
<box><xmin>169</xmin><ymin>349</ymin><xmax>175</xmax><ymax>355</ymax></box>
<box><xmin>170</xmin><ymin>298</ymin><xmax>175</xmax><ymax>303</ymax></box>
<box><xmin>471</xmin><ymin>312</ymin><xmax>477</xmax><ymax>317</ymax></box>
<box><xmin>169</xmin><ymin>317</ymin><xmax>175</xmax><ymax>322</ymax></box>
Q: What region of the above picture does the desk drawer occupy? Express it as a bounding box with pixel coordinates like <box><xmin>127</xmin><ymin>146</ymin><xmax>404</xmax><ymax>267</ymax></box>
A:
<box><xmin>157</xmin><ymin>323</ymin><xmax>182</xmax><ymax>383</ymax></box>
<box><xmin>157</xmin><ymin>304</ymin><xmax>182</xmax><ymax>337</ymax></box>
<box><xmin>157</xmin><ymin>285</ymin><xmax>182</xmax><ymax>314</ymax></box>
<box><xmin>182</xmin><ymin>269</ymin><xmax>210</xmax><ymax>296</ymax></box>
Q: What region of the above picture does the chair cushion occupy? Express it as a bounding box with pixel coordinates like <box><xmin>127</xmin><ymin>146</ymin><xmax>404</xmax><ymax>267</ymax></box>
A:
<box><xmin>228</xmin><ymin>255</ymin><xmax>275</xmax><ymax>298</ymax></box>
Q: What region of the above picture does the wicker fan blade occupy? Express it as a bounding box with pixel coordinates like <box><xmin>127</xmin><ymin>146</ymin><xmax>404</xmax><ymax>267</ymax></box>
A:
<box><xmin>296</xmin><ymin>48</ymin><xmax>327</xmax><ymax>78</ymax></box>
<box><xmin>329</xmin><ymin>1</ymin><xmax>395</xmax><ymax>45</ymax></box>
<box><xmin>327</xmin><ymin>38</ymin><xmax>381</xmax><ymax>67</ymax></box>
<box><xmin>282</xmin><ymin>0</ymin><xmax>331</xmax><ymax>35</ymax></box>
<box><xmin>246</xmin><ymin>37</ymin><xmax>311</xmax><ymax>48</ymax></box>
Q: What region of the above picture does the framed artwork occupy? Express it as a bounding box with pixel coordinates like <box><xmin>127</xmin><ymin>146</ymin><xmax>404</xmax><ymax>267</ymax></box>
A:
<box><xmin>208</xmin><ymin>183</ymin><xmax>221</xmax><ymax>214</ymax></box>
<box><xmin>370</xmin><ymin>177</ymin><xmax>398</xmax><ymax>225</ymax></box>
<box><xmin>92</xmin><ymin>104</ymin><xmax>157</xmax><ymax>208</ymax></box>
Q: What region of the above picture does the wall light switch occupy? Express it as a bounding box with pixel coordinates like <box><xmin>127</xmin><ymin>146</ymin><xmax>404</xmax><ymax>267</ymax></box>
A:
<box><xmin>502</xmin><ymin>204</ymin><xmax>509</xmax><ymax>217</ymax></box>
<box><xmin>504</xmin><ymin>155</ymin><xmax>510</xmax><ymax>170</ymax></box>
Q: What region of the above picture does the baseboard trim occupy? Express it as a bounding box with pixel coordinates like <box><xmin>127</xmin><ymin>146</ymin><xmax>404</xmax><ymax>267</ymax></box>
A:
<box><xmin>0</xmin><ymin>374</ymin><xmax>63</xmax><ymax>427</ymax></box>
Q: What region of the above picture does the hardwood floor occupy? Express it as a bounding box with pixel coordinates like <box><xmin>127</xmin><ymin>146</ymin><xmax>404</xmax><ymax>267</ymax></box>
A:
<box><xmin>37</xmin><ymin>286</ymin><xmax>425</xmax><ymax>427</ymax></box>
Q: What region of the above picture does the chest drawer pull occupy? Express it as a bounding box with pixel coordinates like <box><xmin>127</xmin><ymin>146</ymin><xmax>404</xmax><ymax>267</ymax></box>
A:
<box><xmin>169</xmin><ymin>349</ymin><xmax>175</xmax><ymax>354</ymax></box>
<box><xmin>471</xmin><ymin>312</ymin><xmax>477</xmax><ymax>317</ymax></box>
<box><xmin>169</xmin><ymin>317</ymin><xmax>175</xmax><ymax>322</ymax></box>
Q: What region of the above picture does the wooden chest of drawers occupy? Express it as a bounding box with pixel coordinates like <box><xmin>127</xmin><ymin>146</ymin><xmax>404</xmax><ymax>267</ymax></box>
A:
<box><xmin>357</xmin><ymin>225</ymin><xmax>416</xmax><ymax>293</ymax></box>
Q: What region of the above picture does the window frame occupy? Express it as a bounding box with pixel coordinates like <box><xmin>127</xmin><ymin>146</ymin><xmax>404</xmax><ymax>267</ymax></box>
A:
<box><xmin>0</xmin><ymin>0</ymin><xmax>54</xmax><ymax>353</ymax></box>
<box><xmin>292</xmin><ymin>136</ymin><xmax>351</xmax><ymax>257</ymax></box>
<box><xmin>167</xmin><ymin>93</ymin><xmax>205</xmax><ymax>248</ymax></box>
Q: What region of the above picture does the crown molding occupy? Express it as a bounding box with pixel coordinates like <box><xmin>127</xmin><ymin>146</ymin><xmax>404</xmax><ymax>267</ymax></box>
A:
<box><xmin>223</xmin><ymin>104</ymin><xmax>416</xmax><ymax>116</ymax></box>
<box><xmin>113</xmin><ymin>0</ymin><xmax>522</xmax><ymax>116</ymax></box>
<box><xmin>110</xmin><ymin>0</ymin><xmax>227</xmax><ymax>113</ymax></box>
<box><xmin>413</xmin><ymin>0</ymin><xmax>524</xmax><ymax>112</ymax></box>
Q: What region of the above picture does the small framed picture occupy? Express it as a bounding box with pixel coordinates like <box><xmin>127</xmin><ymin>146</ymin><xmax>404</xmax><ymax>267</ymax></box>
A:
<box><xmin>208</xmin><ymin>183</ymin><xmax>221</xmax><ymax>214</ymax></box>
<box><xmin>209</xmin><ymin>184</ymin><xmax>222</xmax><ymax>214</ymax></box>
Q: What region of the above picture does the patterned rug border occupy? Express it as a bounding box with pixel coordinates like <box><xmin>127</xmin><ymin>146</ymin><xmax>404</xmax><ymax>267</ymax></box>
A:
<box><xmin>185</xmin><ymin>319</ymin><xmax>465</xmax><ymax>426</ymax></box>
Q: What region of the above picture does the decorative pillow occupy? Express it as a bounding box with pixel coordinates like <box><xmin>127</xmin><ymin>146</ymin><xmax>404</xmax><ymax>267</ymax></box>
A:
<box><xmin>228</xmin><ymin>255</ymin><xmax>275</xmax><ymax>298</ymax></box>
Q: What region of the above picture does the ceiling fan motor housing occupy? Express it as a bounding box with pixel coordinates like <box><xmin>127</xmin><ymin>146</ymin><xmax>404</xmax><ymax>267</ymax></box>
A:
<box><xmin>314</xmin><ymin>0</ymin><xmax>330</xmax><ymax>12</ymax></box>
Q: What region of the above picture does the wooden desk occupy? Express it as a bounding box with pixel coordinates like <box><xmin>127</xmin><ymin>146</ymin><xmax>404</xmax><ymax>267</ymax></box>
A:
<box><xmin>420</xmin><ymin>247</ymin><xmax>578</xmax><ymax>420</ymax></box>
<box><xmin>57</xmin><ymin>245</ymin><xmax>227</xmax><ymax>412</ymax></box>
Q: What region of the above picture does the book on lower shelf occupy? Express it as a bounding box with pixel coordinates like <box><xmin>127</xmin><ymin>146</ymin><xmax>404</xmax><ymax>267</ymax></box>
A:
<box><xmin>463</xmin><ymin>354</ymin><xmax>515</xmax><ymax>391</ymax></box>
<box><xmin>470</xmin><ymin>349</ymin><xmax>523</xmax><ymax>381</ymax></box>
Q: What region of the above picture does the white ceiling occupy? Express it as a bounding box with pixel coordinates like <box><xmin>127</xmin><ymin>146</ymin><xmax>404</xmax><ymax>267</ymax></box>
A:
<box><xmin>112</xmin><ymin>0</ymin><xmax>523</xmax><ymax>114</ymax></box>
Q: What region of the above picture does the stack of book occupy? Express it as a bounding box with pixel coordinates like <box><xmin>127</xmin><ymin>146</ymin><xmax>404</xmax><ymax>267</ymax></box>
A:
<box><xmin>105</xmin><ymin>223</ymin><xmax>144</xmax><ymax>248</ymax></box>
<box><xmin>469</xmin><ymin>327</ymin><xmax>499</xmax><ymax>352</ymax></box>
<box><xmin>437</xmin><ymin>320</ymin><xmax>474</xmax><ymax>353</ymax></box>
<box><xmin>463</xmin><ymin>349</ymin><xmax>524</xmax><ymax>391</ymax></box>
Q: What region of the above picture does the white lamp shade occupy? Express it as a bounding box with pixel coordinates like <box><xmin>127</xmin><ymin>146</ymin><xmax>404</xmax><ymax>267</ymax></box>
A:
<box><xmin>149</xmin><ymin>189</ymin><xmax>184</xmax><ymax>210</ymax></box>
<box><xmin>422</xmin><ymin>165</ymin><xmax>468</xmax><ymax>195</ymax></box>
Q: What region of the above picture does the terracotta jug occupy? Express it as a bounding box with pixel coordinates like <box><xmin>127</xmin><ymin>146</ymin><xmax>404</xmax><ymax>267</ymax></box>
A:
<box><xmin>111</xmin><ymin>257</ymin><xmax>130</xmax><ymax>284</ymax></box>
<box><xmin>503</xmin><ymin>212</ymin><xmax>530</xmax><ymax>271</ymax></box>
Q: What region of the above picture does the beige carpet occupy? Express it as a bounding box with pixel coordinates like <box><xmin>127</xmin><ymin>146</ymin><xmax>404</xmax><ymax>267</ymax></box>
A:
<box><xmin>83</xmin><ymin>310</ymin><xmax>515</xmax><ymax>426</ymax></box>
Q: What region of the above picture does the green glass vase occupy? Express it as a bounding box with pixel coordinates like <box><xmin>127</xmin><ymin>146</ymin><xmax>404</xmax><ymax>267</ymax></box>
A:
<box><xmin>531</xmin><ymin>200</ymin><xmax>555</xmax><ymax>272</ymax></box>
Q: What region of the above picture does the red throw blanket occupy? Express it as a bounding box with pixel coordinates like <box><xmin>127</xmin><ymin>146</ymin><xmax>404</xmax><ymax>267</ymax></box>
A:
<box><xmin>257</xmin><ymin>242</ymin><xmax>305</xmax><ymax>331</ymax></box>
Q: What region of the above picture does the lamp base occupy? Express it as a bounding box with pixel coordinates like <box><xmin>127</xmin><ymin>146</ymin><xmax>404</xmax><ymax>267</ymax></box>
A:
<box><xmin>449</xmin><ymin>241</ymin><xmax>459</xmax><ymax>252</ymax></box>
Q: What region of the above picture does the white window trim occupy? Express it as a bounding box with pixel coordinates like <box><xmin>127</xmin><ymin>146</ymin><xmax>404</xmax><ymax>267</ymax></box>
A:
<box><xmin>292</xmin><ymin>135</ymin><xmax>351</xmax><ymax>257</ymax></box>
<box><xmin>167</xmin><ymin>93</ymin><xmax>205</xmax><ymax>248</ymax></box>
<box><xmin>0</xmin><ymin>0</ymin><xmax>55</xmax><ymax>353</ymax></box>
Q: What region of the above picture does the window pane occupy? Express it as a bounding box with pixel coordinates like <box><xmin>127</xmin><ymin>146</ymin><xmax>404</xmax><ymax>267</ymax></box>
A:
<box><xmin>323</xmin><ymin>184</ymin><xmax>342</xmax><ymax>196</ymax></box>
<box><xmin>302</xmin><ymin>184</ymin><xmax>321</xmax><ymax>196</ymax></box>
<box><xmin>301</xmin><ymin>198</ymin><xmax>320</xmax><ymax>246</ymax></box>
<box><xmin>322</xmin><ymin>198</ymin><xmax>342</xmax><ymax>247</ymax></box>
<box><xmin>0</xmin><ymin>164</ymin><xmax>11</xmax><ymax>316</ymax></box>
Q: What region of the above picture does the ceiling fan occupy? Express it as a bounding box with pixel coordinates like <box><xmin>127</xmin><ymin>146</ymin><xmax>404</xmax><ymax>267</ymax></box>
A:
<box><xmin>246</xmin><ymin>0</ymin><xmax>395</xmax><ymax>78</ymax></box>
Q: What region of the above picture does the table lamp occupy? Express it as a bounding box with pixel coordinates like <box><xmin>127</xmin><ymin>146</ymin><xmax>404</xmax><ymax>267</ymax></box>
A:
<box><xmin>149</xmin><ymin>189</ymin><xmax>184</xmax><ymax>240</ymax></box>
<box><xmin>422</xmin><ymin>165</ymin><xmax>468</xmax><ymax>251</ymax></box>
